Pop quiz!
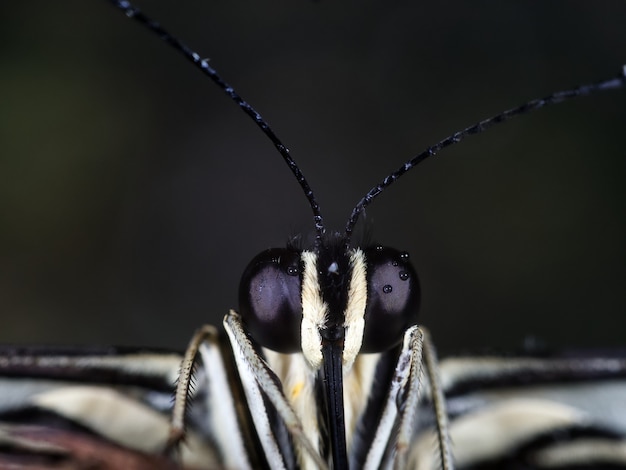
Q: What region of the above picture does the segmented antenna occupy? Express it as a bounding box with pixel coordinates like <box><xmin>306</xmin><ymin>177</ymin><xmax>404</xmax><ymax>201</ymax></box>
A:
<box><xmin>107</xmin><ymin>0</ymin><xmax>326</xmax><ymax>246</ymax></box>
<box><xmin>343</xmin><ymin>67</ymin><xmax>626</xmax><ymax>246</ymax></box>
<box><xmin>108</xmin><ymin>0</ymin><xmax>625</xmax><ymax>250</ymax></box>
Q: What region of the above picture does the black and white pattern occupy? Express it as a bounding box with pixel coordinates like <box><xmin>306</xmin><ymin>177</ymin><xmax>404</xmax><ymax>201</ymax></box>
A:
<box><xmin>1</xmin><ymin>2</ymin><xmax>625</xmax><ymax>469</ymax></box>
<box><xmin>1</xmin><ymin>346</ymin><xmax>625</xmax><ymax>468</ymax></box>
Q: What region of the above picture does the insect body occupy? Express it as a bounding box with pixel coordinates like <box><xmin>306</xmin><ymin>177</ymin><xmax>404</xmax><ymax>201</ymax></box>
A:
<box><xmin>1</xmin><ymin>1</ymin><xmax>626</xmax><ymax>469</ymax></box>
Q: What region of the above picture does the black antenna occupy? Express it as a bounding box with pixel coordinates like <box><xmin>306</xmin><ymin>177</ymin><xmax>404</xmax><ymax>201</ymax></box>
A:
<box><xmin>344</xmin><ymin>67</ymin><xmax>626</xmax><ymax>247</ymax></box>
<box><xmin>106</xmin><ymin>0</ymin><xmax>326</xmax><ymax>246</ymax></box>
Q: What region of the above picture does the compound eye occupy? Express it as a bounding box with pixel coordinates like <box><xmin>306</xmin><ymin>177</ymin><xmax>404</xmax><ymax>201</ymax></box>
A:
<box><xmin>238</xmin><ymin>248</ymin><xmax>302</xmax><ymax>352</ymax></box>
<box><xmin>360</xmin><ymin>246</ymin><xmax>420</xmax><ymax>352</ymax></box>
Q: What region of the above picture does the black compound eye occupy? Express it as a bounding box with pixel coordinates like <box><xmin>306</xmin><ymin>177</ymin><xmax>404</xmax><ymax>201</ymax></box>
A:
<box><xmin>360</xmin><ymin>246</ymin><xmax>420</xmax><ymax>352</ymax></box>
<box><xmin>238</xmin><ymin>248</ymin><xmax>302</xmax><ymax>352</ymax></box>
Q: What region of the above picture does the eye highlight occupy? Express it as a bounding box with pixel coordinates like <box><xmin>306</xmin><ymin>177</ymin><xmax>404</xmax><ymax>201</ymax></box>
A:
<box><xmin>360</xmin><ymin>246</ymin><xmax>420</xmax><ymax>352</ymax></box>
<box><xmin>238</xmin><ymin>248</ymin><xmax>303</xmax><ymax>352</ymax></box>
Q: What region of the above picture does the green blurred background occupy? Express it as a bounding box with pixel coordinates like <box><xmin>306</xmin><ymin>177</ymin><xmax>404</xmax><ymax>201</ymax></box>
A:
<box><xmin>1</xmin><ymin>1</ymin><xmax>625</xmax><ymax>355</ymax></box>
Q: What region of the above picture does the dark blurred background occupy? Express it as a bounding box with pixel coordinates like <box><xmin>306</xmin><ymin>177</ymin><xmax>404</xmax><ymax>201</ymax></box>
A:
<box><xmin>1</xmin><ymin>1</ymin><xmax>625</xmax><ymax>356</ymax></box>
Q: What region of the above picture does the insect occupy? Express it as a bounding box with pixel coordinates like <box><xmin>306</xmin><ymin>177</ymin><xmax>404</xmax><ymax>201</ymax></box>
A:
<box><xmin>3</xmin><ymin>0</ymin><xmax>624</xmax><ymax>470</ymax></box>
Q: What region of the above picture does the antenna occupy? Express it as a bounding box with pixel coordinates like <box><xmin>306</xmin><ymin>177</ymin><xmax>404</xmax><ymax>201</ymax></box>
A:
<box><xmin>106</xmin><ymin>0</ymin><xmax>326</xmax><ymax>246</ymax></box>
<box><xmin>343</xmin><ymin>67</ymin><xmax>626</xmax><ymax>246</ymax></box>
<box><xmin>108</xmin><ymin>0</ymin><xmax>625</xmax><ymax>252</ymax></box>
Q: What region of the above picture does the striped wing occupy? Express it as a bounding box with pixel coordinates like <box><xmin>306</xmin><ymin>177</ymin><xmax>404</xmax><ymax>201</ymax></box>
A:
<box><xmin>413</xmin><ymin>353</ymin><xmax>626</xmax><ymax>469</ymax></box>
<box><xmin>1</xmin><ymin>344</ymin><xmax>626</xmax><ymax>469</ymax></box>
<box><xmin>0</xmin><ymin>346</ymin><xmax>218</xmax><ymax>469</ymax></box>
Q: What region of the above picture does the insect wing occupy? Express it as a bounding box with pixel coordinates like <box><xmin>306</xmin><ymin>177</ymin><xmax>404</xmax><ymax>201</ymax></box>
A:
<box><xmin>411</xmin><ymin>353</ymin><xmax>626</xmax><ymax>469</ymax></box>
<box><xmin>0</xmin><ymin>346</ymin><xmax>233</xmax><ymax>469</ymax></box>
<box><xmin>2</xmin><ymin>345</ymin><xmax>626</xmax><ymax>468</ymax></box>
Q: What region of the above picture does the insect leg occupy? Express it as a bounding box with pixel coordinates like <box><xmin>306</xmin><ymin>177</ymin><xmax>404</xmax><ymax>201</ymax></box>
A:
<box><xmin>393</xmin><ymin>326</ymin><xmax>427</xmax><ymax>470</ymax></box>
<box><xmin>224</xmin><ymin>311</ymin><xmax>328</xmax><ymax>470</ymax></box>
<box><xmin>421</xmin><ymin>330</ymin><xmax>454</xmax><ymax>470</ymax></box>
<box><xmin>169</xmin><ymin>325</ymin><xmax>255</xmax><ymax>469</ymax></box>
<box><xmin>364</xmin><ymin>326</ymin><xmax>453</xmax><ymax>470</ymax></box>
<box><xmin>169</xmin><ymin>325</ymin><xmax>217</xmax><ymax>450</ymax></box>
<box><xmin>361</xmin><ymin>326</ymin><xmax>427</xmax><ymax>470</ymax></box>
